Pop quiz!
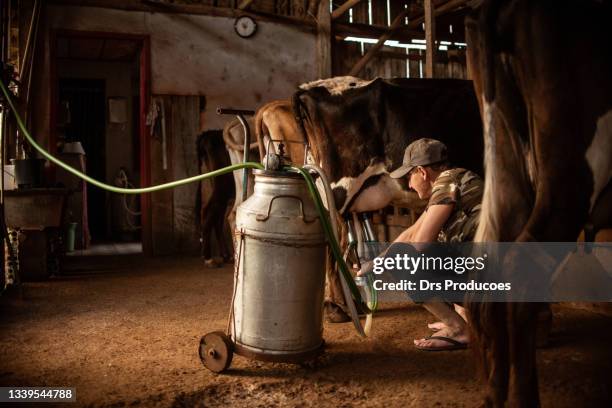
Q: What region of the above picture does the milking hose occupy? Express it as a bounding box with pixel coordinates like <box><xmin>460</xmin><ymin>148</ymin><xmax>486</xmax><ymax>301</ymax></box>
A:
<box><xmin>0</xmin><ymin>80</ymin><xmax>264</xmax><ymax>193</ymax></box>
<box><xmin>294</xmin><ymin>165</ymin><xmax>376</xmax><ymax>336</ymax></box>
<box><xmin>0</xmin><ymin>78</ymin><xmax>374</xmax><ymax>331</ymax></box>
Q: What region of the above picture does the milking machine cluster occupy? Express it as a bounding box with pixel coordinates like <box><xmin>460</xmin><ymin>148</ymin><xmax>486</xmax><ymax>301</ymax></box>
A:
<box><xmin>0</xmin><ymin>76</ymin><xmax>377</xmax><ymax>374</ymax></box>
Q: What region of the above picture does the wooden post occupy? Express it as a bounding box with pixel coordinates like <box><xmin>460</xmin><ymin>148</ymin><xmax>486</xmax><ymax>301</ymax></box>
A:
<box><xmin>317</xmin><ymin>0</ymin><xmax>332</xmax><ymax>79</ymax></box>
<box><xmin>425</xmin><ymin>0</ymin><xmax>435</xmax><ymax>78</ymax></box>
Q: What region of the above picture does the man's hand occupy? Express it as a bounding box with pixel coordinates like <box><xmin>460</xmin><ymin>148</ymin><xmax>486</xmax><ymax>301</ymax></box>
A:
<box><xmin>356</xmin><ymin>260</ymin><xmax>374</xmax><ymax>277</ymax></box>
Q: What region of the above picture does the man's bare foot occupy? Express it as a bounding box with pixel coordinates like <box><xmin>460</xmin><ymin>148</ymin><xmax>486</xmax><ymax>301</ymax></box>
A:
<box><xmin>427</xmin><ymin>321</ymin><xmax>446</xmax><ymax>331</ymax></box>
<box><xmin>454</xmin><ymin>303</ymin><xmax>468</xmax><ymax>321</ymax></box>
<box><xmin>427</xmin><ymin>304</ymin><xmax>468</xmax><ymax>331</ymax></box>
<box><xmin>414</xmin><ymin>327</ymin><xmax>470</xmax><ymax>350</ymax></box>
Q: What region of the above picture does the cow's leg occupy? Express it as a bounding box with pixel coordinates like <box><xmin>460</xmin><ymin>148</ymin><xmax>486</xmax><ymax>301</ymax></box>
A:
<box><xmin>200</xmin><ymin>204</ymin><xmax>215</xmax><ymax>264</ymax></box>
<box><xmin>226</xmin><ymin>148</ymin><xmax>243</xmax><ymax>243</ymax></box>
<box><xmin>466</xmin><ymin>9</ymin><xmax>543</xmax><ymax>403</ymax></box>
<box><xmin>324</xmin><ymin>222</ymin><xmax>350</xmax><ymax>323</ymax></box>
<box><xmin>505</xmin><ymin>7</ymin><xmax>606</xmax><ymax>403</ymax></box>
<box><xmin>215</xmin><ymin>202</ymin><xmax>233</xmax><ymax>263</ymax></box>
<box><xmin>507</xmin><ymin>302</ymin><xmax>540</xmax><ymax>407</ymax></box>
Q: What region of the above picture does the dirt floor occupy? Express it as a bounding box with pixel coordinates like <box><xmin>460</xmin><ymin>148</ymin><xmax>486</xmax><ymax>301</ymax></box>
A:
<box><xmin>0</xmin><ymin>254</ymin><xmax>611</xmax><ymax>407</ymax></box>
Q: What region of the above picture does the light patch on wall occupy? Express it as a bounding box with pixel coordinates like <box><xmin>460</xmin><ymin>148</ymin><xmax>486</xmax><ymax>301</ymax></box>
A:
<box><xmin>108</xmin><ymin>97</ymin><xmax>128</xmax><ymax>124</ymax></box>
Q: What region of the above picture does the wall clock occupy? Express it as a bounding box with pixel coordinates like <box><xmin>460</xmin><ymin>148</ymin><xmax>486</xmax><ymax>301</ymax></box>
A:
<box><xmin>234</xmin><ymin>16</ymin><xmax>257</xmax><ymax>39</ymax></box>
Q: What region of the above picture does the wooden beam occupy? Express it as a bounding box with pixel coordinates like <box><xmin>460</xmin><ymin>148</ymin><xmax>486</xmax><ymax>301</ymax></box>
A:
<box><xmin>425</xmin><ymin>0</ymin><xmax>435</xmax><ymax>78</ymax></box>
<box><xmin>238</xmin><ymin>0</ymin><xmax>255</xmax><ymax>10</ymax></box>
<box><xmin>316</xmin><ymin>0</ymin><xmax>332</xmax><ymax>78</ymax></box>
<box><xmin>348</xmin><ymin>7</ymin><xmax>410</xmax><ymax>77</ymax></box>
<box><xmin>405</xmin><ymin>0</ymin><xmax>469</xmax><ymax>30</ymax></box>
<box><xmin>49</xmin><ymin>0</ymin><xmax>317</xmax><ymax>32</ymax></box>
<box><xmin>331</xmin><ymin>0</ymin><xmax>363</xmax><ymax>20</ymax></box>
<box><xmin>334</xmin><ymin>21</ymin><xmax>460</xmax><ymax>43</ymax></box>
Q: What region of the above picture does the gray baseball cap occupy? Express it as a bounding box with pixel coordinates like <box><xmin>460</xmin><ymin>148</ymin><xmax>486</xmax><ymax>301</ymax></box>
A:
<box><xmin>389</xmin><ymin>138</ymin><xmax>448</xmax><ymax>179</ymax></box>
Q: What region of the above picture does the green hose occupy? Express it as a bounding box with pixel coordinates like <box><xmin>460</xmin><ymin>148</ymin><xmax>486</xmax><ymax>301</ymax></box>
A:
<box><xmin>0</xmin><ymin>78</ymin><xmax>374</xmax><ymax>313</ymax></box>
<box><xmin>0</xmin><ymin>80</ymin><xmax>264</xmax><ymax>193</ymax></box>
<box><xmin>289</xmin><ymin>166</ymin><xmax>376</xmax><ymax>312</ymax></box>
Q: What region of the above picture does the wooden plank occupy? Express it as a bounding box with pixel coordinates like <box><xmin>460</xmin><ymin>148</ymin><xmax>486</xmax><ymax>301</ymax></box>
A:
<box><xmin>171</xmin><ymin>95</ymin><xmax>200</xmax><ymax>254</ymax></box>
<box><xmin>388</xmin><ymin>0</ymin><xmax>408</xmax><ymax>25</ymax></box>
<box><xmin>316</xmin><ymin>0</ymin><xmax>332</xmax><ymax>79</ymax></box>
<box><xmin>331</xmin><ymin>0</ymin><xmax>363</xmax><ymax>20</ymax></box>
<box><xmin>408</xmin><ymin>49</ymin><xmax>421</xmax><ymax>78</ymax></box>
<box><xmin>275</xmin><ymin>0</ymin><xmax>290</xmax><ymax>15</ymax></box>
<box><xmin>289</xmin><ymin>0</ymin><xmax>308</xmax><ymax>17</ymax></box>
<box><xmin>378</xmin><ymin>50</ymin><xmax>423</xmax><ymax>61</ymax></box>
<box><xmin>150</xmin><ymin>96</ymin><xmax>174</xmax><ymax>256</ymax></box>
<box><xmin>348</xmin><ymin>6</ymin><xmax>409</xmax><ymax>77</ymax></box>
<box><xmin>351</xmin><ymin>0</ymin><xmax>369</xmax><ymax>24</ymax></box>
<box><xmin>332</xmin><ymin>38</ymin><xmax>361</xmax><ymax>76</ymax></box>
<box><xmin>425</xmin><ymin>0</ymin><xmax>435</xmax><ymax>78</ymax></box>
<box><xmin>238</xmin><ymin>0</ymin><xmax>255</xmax><ymax>10</ymax></box>
<box><xmin>390</xmin><ymin>49</ymin><xmax>407</xmax><ymax>77</ymax></box>
<box><xmin>250</xmin><ymin>0</ymin><xmax>276</xmax><ymax>14</ymax></box>
<box><xmin>371</xmin><ymin>0</ymin><xmax>388</xmax><ymax>26</ymax></box>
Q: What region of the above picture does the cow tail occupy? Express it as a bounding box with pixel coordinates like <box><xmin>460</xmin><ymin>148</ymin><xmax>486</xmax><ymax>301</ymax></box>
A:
<box><xmin>254</xmin><ymin>105</ymin><xmax>267</xmax><ymax>162</ymax></box>
<box><xmin>480</xmin><ymin>0</ymin><xmax>502</xmax><ymax>102</ymax></box>
<box><xmin>292</xmin><ymin>90</ymin><xmax>310</xmax><ymax>148</ymax></box>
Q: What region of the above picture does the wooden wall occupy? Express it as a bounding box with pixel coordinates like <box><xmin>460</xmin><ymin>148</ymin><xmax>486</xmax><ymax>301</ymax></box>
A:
<box><xmin>150</xmin><ymin>96</ymin><xmax>200</xmax><ymax>255</ymax></box>
<box><xmin>331</xmin><ymin>0</ymin><xmax>469</xmax><ymax>80</ymax></box>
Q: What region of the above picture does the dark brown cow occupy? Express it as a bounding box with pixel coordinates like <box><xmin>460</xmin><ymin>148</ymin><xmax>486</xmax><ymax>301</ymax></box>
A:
<box><xmin>196</xmin><ymin>130</ymin><xmax>235</xmax><ymax>267</ymax></box>
<box><xmin>286</xmin><ymin>77</ymin><xmax>485</xmax><ymax>320</ymax></box>
<box><xmin>293</xmin><ymin>77</ymin><xmax>485</xmax><ymax>215</ymax></box>
<box><xmin>465</xmin><ymin>0</ymin><xmax>612</xmax><ymax>405</ymax></box>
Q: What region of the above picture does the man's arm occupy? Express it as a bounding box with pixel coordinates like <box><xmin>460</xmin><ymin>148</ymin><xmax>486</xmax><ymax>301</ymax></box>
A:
<box><xmin>357</xmin><ymin>204</ymin><xmax>453</xmax><ymax>276</ymax></box>
<box><xmin>394</xmin><ymin>210</ymin><xmax>426</xmax><ymax>243</ymax></box>
<box><xmin>411</xmin><ymin>204</ymin><xmax>454</xmax><ymax>242</ymax></box>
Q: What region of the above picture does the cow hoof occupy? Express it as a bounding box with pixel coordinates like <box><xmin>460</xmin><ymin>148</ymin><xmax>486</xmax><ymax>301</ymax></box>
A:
<box><xmin>536</xmin><ymin>309</ymin><xmax>553</xmax><ymax>348</ymax></box>
<box><xmin>324</xmin><ymin>301</ymin><xmax>351</xmax><ymax>323</ymax></box>
<box><xmin>204</xmin><ymin>258</ymin><xmax>222</xmax><ymax>268</ymax></box>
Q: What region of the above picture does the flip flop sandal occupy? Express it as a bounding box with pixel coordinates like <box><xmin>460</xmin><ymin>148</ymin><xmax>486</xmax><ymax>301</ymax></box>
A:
<box><xmin>415</xmin><ymin>336</ymin><xmax>468</xmax><ymax>351</ymax></box>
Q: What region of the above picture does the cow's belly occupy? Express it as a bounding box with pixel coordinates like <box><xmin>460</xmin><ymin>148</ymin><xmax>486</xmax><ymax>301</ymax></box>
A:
<box><xmin>348</xmin><ymin>181</ymin><xmax>395</xmax><ymax>212</ymax></box>
<box><xmin>348</xmin><ymin>175</ymin><xmax>425</xmax><ymax>212</ymax></box>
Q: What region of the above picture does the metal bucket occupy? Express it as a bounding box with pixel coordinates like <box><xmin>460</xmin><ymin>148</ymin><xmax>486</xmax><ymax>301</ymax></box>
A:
<box><xmin>232</xmin><ymin>169</ymin><xmax>326</xmax><ymax>362</ymax></box>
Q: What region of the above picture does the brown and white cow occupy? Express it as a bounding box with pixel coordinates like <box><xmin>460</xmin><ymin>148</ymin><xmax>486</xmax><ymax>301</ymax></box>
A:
<box><xmin>222</xmin><ymin>117</ymin><xmax>259</xmax><ymax>232</ymax></box>
<box><xmin>465</xmin><ymin>0</ymin><xmax>612</xmax><ymax>405</ymax></box>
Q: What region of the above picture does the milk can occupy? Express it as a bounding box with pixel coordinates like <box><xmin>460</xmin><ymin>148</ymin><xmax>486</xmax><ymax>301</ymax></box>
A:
<box><xmin>231</xmin><ymin>169</ymin><xmax>327</xmax><ymax>361</ymax></box>
<box><xmin>199</xmin><ymin>169</ymin><xmax>327</xmax><ymax>372</ymax></box>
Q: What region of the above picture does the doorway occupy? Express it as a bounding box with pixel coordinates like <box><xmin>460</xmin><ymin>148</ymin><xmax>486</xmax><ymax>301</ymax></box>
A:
<box><xmin>51</xmin><ymin>31</ymin><xmax>150</xmax><ymax>255</ymax></box>
<box><xmin>58</xmin><ymin>78</ymin><xmax>106</xmax><ymax>241</ymax></box>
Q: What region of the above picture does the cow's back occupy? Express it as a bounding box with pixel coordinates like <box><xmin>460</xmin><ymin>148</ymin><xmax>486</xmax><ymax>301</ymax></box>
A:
<box><xmin>382</xmin><ymin>78</ymin><xmax>484</xmax><ymax>176</ymax></box>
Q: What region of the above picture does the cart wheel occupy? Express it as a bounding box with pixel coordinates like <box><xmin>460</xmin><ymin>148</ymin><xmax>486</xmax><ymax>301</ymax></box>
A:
<box><xmin>199</xmin><ymin>331</ymin><xmax>234</xmax><ymax>373</ymax></box>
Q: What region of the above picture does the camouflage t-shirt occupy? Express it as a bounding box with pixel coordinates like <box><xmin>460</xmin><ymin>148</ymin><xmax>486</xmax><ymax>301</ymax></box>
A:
<box><xmin>427</xmin><ymin>168</ymin><xmax>483</xmax><ymax>243</ymax></box>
